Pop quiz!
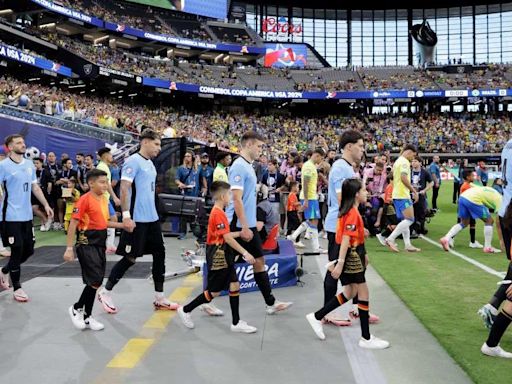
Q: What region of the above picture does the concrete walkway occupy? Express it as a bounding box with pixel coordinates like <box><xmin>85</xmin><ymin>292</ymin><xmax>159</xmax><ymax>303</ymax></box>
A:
<box><xmin>0</xmin><ymin>236</ymin><xmax>473</xmax><ymax>384</ymax></box>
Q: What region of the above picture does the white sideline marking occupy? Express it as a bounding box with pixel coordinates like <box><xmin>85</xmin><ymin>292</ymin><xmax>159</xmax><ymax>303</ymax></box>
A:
<box><xmin>314</xmin><ymin>256</ymin><xmax>388</xmax><ymax>384</ymax></box>
<box><xmin>420</xmin><ymin>235</ymin><xmax>506</xmax><ymax>279</ymax></box>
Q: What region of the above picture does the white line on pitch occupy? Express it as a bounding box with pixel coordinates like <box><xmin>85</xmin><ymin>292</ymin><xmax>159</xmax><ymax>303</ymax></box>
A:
<box><xmin>313</xmin><ymin>255</ymin><xmax>388</xmax><ymax>384</ymax></box>
<box><xmin>420</xmin><ymin>235</ymin><xmax>505</xmax><ymax>279</ymax></box>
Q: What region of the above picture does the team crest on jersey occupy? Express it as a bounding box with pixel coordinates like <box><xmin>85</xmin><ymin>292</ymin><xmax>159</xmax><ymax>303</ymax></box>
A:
<box><xmin>125</xmin><ymin>167</ymin><xmax>133</xmax><ymax>175</ymax></box>
<box><xmin>234</xmin><ymin>175</ymin><xmax>242</xmax><ymax>182</ymax></box>
<box><xmin>346</xmin><ymin>224</ymin><xmax>356</xmax><ymax>231</ymax></box>
<box><xmin>8</xmin><ymin>237</ymin><xmax>14</xmax><ymax>245</ymax></box>
<box><xmin>125</xmin><ymin>245</ymin><xmax>132</xmax><ymax>253</ymax></box>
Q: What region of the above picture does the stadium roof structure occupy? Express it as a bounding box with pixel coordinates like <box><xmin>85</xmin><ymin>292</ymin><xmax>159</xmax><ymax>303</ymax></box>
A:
<box><xmin>245</xmin><ymin>0</ymin><xmax>506</xmax><ymax>11</ymax></box>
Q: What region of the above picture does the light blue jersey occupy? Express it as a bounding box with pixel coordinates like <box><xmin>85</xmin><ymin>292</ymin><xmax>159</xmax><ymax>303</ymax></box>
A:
<box><xmin>0</xmin><ymin>157</ymin><xmax>37</xmax><ymax>221</ymax></box>
<box><xmin>325</xmin><ymin>158</ymin><xmax>356</xmax><ymax>233</ymax></box>
<box><xmin>226</xmin><ymin>156</ymin><xmax>258</xmax><ymax>228</ymax></box>
<box><xmin>499</xmin><ymin>138</ymin><xmax>512</xmax><ymax>217</ymax></box>
<box><xmin>121</xmin><ymin>153</ymin><xmax>158</xmax><ymax>223</ymax></box>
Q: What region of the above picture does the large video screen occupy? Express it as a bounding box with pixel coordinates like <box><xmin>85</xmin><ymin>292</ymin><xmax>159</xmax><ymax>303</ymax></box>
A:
<box><xmin>125</xmin><ymin>0</ymin><xmax>228</xmax><ymax>19</ymax></box>
<box><xmin>264</xmin><ymin>43</ymin><xmax>308</xmax><ymax>68</ymax></box>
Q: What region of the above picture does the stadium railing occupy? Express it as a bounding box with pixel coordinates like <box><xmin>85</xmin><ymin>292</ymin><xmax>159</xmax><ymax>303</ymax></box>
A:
<box><xmin>0</xmin><ymin>104</ymin><xmax>134</xmax><ymax>144</ymax></box>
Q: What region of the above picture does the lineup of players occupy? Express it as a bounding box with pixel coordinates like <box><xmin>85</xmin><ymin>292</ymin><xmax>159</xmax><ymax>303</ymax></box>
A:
<box><xmin>1</xmin><ymin>129</ymin><xmax>511</xmax><ymax>357</ymax></box>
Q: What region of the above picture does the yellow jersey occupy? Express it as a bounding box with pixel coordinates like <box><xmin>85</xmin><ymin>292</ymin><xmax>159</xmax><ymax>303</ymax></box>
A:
<box><xmin>96</xmin><ymin>161</ymin><xmax>111</xmax><ymax>200</ymax></box>
<box><xmin>461</xmin><ymin>186</ymin><xmax>502</xmax><ymax>212</ymax></box>
<box><xmin>213</xmin><ymin>164</ymin><xmax>228</xmax><ymax>183</ymax></box>
<box><xmin>392</xmin><ymin>156</ymin><xmax>411</xmax><ymax>199</ymax></box>
<box><xmin>300</xmin><ymin>160</ymin><xmax>318</xmax><ymax>200</ymax></box>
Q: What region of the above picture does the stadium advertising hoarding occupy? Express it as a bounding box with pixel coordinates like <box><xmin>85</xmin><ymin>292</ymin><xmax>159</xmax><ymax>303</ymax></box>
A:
<box><xmin>264</xmin><ymin>43</ymin><xmax>308</xmax><ymax>68</ymax></box>
<box><xmin>143</xmin><ymin>75</ymin><xmax>512</xmax><ymax>100</ymax></box>
<box><xmin>30</xmin><ymin>0</ymin><xmax>264</xmax><ymax>55</ymax></box>
<box><xmin>0</xmin><ymin>43</ymin><xmax>72</xmax><ymax>77</ymax></box>
<box><xmin>103</xmin><ymin>22</ymin><xmax>265</xmax><ymax>54</ymax></box>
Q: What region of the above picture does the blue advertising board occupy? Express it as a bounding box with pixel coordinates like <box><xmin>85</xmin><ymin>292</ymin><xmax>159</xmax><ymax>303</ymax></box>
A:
<box><xmin>0</xmin><ymin>43</ymin><xmax>72</xmax><ymax>77</ymax></box>
<box><xmin>202</xmin><ymin>240</ymin><xmax>298</xmax><ymax>295</ymax></box>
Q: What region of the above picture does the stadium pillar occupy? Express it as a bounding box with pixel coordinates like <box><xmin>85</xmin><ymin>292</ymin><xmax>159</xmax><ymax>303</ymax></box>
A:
<box><xmin>347</xmin><ymin>9</ymin><xmax>352</xmax><ymax>66</ymax></box>
<box><xmin>472</xmin><ymin>5</ymin><xmax>476</xmax><ymax>65</ymax></box>
<box><xmin>407</xmin><ymin>9</ymin><xmax>413</xmax><ymax>66</ymax></box>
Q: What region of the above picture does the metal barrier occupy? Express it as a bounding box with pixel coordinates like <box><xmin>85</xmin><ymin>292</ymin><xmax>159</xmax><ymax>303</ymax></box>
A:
<box><xmin>0</xmin><ymin>104</ymin><xmax>135</xmax><ymax>144</ymax></box>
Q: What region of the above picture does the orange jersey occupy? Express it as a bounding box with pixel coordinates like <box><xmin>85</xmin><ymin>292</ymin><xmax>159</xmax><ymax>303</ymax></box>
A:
<box><xmin>72</xmin><ymin>192</ymin><xmax>113</xmax><ymax>231</ymax></box>
<box><xmin>287</xmin><ymin>192</ymin><xmax>299</xmax><ymax>212</ymax></box>
<box><xmin>207</xmin><ymin>206</ymin><xmax>230</xmax><ymax>246</ymax></box>
<box><xmin>72</xmin><ymin>192</ymin><xmax>114</xmax><ymax>246</ymax></box>
<box><xmin>460</xmin><ymin>181</ymin><xmax>472</xmax><ymax>194</ymax></box>
<box><xmin>384</xmin><ymin>184</ymin><xmax>393</xmax><ymax>204</ymax></box>
<box><xmin>335</xmin><ymin>207</ymin><xmax>365</xmax><ymax>247</ymax></box>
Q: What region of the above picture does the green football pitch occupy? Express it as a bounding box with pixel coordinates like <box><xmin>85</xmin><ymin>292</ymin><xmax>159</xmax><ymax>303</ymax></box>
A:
<box><xmin>366</xmin><ymin>181</ymin><xmax>511</xmax><ymax>384</ymax></box>
<box><xmin>33</xmin><ymin>181</ymin><xmax>510</xmax><ymax>383</ymax></box>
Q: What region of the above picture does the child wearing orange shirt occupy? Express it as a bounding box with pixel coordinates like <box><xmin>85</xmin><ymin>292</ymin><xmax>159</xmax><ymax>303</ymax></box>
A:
<box><xmin>286</xmin><ymin>182</ymin><xmax>304</xmax><ymax>247</ymax></box>
<box><xmin>306</xmin><ymin>178</ymin><xmax>389</xmax><ymax>350</ymax></box>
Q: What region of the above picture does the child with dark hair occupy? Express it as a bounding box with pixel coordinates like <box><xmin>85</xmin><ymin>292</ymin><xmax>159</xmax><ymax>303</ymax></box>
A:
<box><xmin>306</xmin><ymin>178</ymin><xmax>389</xmax><ymax>349</ymax></box>
<box><xmin>178</xmin><ymin>181</ymin><xmax>258</xmax><ymax>333</ymax></box>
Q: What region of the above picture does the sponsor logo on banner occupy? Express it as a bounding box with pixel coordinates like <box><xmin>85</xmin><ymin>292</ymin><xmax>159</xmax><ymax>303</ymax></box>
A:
<box><xmin>262</xmin><ymin>16</ymin><xmax>303</xmax><ymax>41</ymax></box>
<box><xmin>472</xmin><ymin>89</ymin><xmax>480</xmax><ymax>97</ymax></box>
<box><xmin>500</xmin><ymin>89</ymin><xmax>507</xmax><ymax>96</ymax></box>
<box><xmin>202</xmin><ymin>253</ymin><xmax>297</xmax><ymax>294</ymax></box>
<box><xmin>99</xmin><ymin>66</ymin><xmax>134</xmax><ymax>79</ymax></box>
<box><xmin>83</xmin><ymin>64</ymin><xmax>93</xmax><ymax>75</ymax></box>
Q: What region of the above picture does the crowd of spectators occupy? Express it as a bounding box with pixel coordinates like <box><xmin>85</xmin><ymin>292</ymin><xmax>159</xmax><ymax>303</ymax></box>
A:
<box><xmin>1</xmin><ymin>75</ymin><xmax>510</xmax><ymax>155</ymax></box>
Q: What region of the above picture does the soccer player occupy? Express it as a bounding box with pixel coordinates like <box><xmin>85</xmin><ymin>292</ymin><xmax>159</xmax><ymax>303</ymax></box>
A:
<box><xmin>178</xmin><ymin>181</ymin><xmax>257</xmax><ymax>333</ymax></box>
<box><xmin>98</xmin><ymin>130</ymin><xmax>179</xmax><ymax>313</ymax></box>
<box><xmin>287</xmin><ymin>148</ymin><xmax>327</xmax><ymax>253</ymax></box>
<box><xmin>96</xmin><ymin>147</ymin><xmax>120</xmax><ymax>254</ymax></box>
<box><xmin>322</xmin><ymin>130</ymin><xmax>364</xmax><ymax>326</ymax></box>
<box><xmin>0</xmin><ymin>134</ymin><xmax>54</xmax><ymax>302</ymax></box>
<box><xmin>306</xmin><ymin>178</ymin><xmax>389</xmax><ymax>349</ymax></box>
<box><xmin>64</xmin><ymin>169</ymin><xmax>134</xmax><ymax>331</ymax></box>
<box><xmin>440</xmin><ymin>186</ymin><xmax>502</xmax><ymax>253</ymax></box>
<box><xmin>226</xmin><ymin>131</ymin><xmax>292</xmax><ymax>314</ymax></box>
<box><xmin>480</xmin><ymin>198</ymin><xmax>512</xmax><ymax>358</ymax></box>
<box><xmin>478</xmin><ymin>137</ymin><xmax>512</xmax><ymax>329</ymax></box>
<box><xmin>458</xmin><ymin>168</ymin><xmax>483</xmax><ymax>249</ymax></box>
<box><xmin>382</xmin><ymin>145</ymin><xmax>421</xmax><ymax>253</ymax></box>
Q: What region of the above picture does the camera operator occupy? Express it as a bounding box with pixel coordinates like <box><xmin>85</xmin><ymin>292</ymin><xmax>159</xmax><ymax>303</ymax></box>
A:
<box><xmin>410</xmin><ymin>156</ymin><xmax>434</xmax><ymax>237</ymax></box>
<box><xmin>363</xmin><ymin>161</ymin><xmax>387</xmax><ymax>235</ymax></box>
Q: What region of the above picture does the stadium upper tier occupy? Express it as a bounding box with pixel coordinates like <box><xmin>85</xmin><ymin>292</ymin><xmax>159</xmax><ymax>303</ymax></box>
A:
<box><xmin>17</xmin><ymin>29</ymin><xmax>512</xmax><ymax>93</ymax></box>
<box><xmin>54</xmin><ymin>0</ymin><xmax>259</xmax><ymax>45</ymax></box>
